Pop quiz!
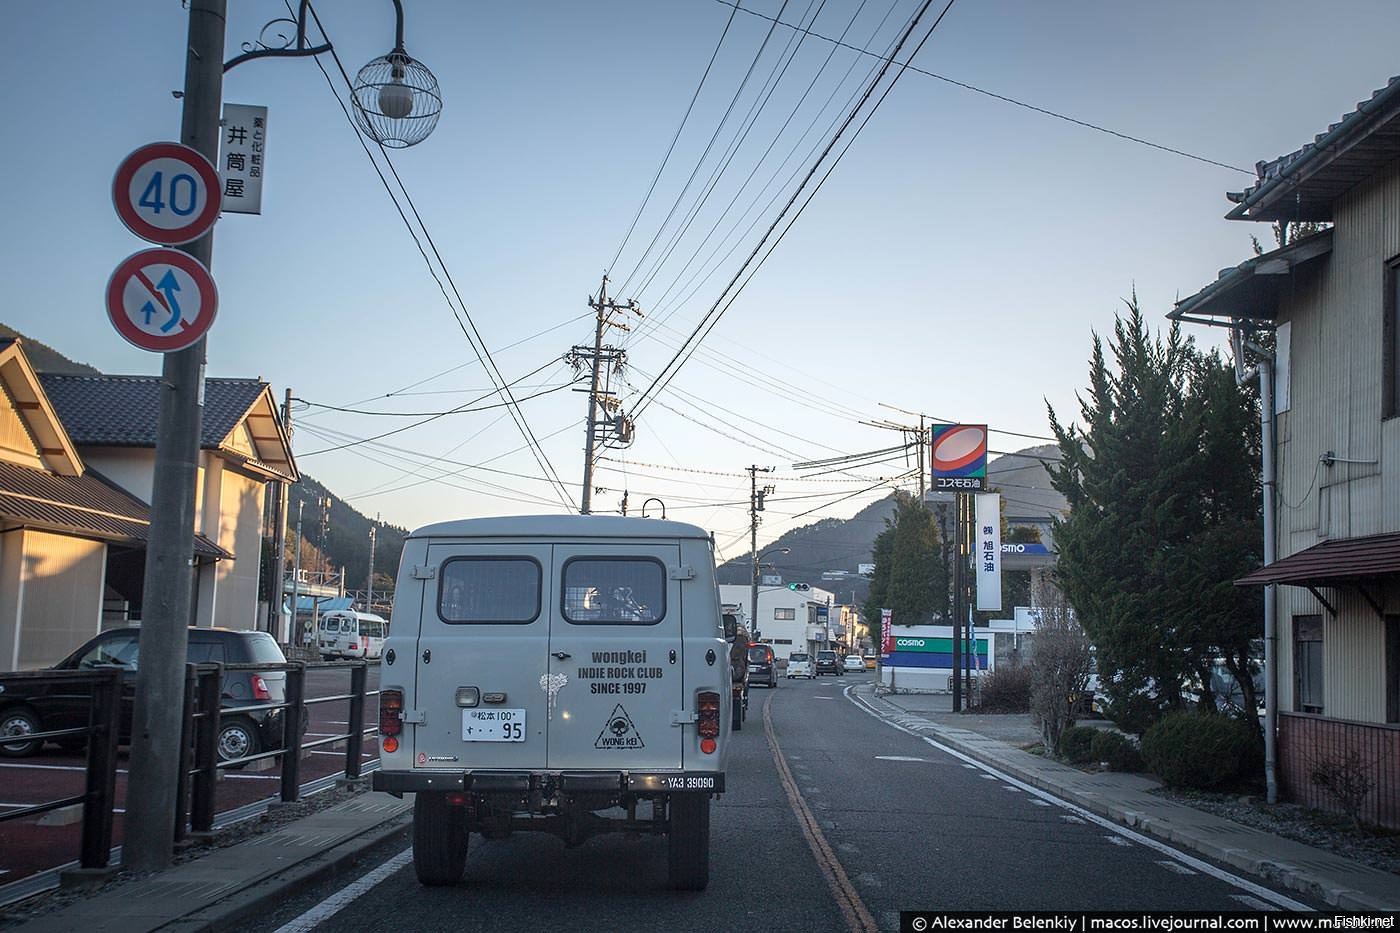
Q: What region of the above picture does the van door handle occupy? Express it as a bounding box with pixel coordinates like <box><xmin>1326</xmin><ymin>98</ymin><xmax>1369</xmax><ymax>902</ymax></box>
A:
<box><xmin>552</xmin><ymin>651</ymin><xmax>571</xmax><ymax>660</ymax></box>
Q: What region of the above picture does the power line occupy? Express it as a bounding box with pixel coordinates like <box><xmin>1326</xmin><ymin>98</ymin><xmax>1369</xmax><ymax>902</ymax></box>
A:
<box><xmin>630</xmin><ymin>0</ymin><xmax>958</xmax><ymax>425</ymax></box>
<box><xmin>712</xmin><ymin>0</ymin><xmax>1254</xmax><ymax>175</ymax></box>
<box><xmin>605</xmin><ymin>0</ymin><xmax>742</xmax><ymax>274</ymax></box>
<box><xmin>303</xmin><ymin>2</ymin><xmax>574</xmax><ymax>510</ymax></box>
<box><xmin>297</xmin><ymin>378</ymin><xmax>578</xmax><ymax>417</ymax></box>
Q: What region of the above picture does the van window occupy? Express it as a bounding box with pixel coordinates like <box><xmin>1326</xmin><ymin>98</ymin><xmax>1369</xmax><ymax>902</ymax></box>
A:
<box><xmin>439</xmin><ymin>558</ymin><xmax>541</xmax><ymax>624</ymax></box>
<box><xmin>360</xmin><ymin>618</ymin><xmax>385</xmax><ymax>639</ymax></box>
<box><xmin>562</xmin><ymin>558</ymin><xmax>665</xmax><ymax>625</ymax></box>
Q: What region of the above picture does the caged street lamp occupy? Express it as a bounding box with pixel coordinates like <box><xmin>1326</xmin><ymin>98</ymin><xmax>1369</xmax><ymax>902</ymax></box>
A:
<box><xmin>225</xmin><ymin>0</ymin><xmax>442</xmax><ymax>148</ymax></box>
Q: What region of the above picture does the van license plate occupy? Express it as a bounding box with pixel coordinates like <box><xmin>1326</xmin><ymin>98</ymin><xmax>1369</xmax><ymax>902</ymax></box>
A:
<box><xmin>462</xmin><ymin>708</ymin><xmax>526</xmax><ymax>742</ymax></box>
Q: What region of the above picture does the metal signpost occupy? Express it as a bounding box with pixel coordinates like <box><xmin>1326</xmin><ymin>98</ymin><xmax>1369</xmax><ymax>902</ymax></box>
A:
<box><xmin>930</xmin><ymin>425</ymin><xmax>988</xmax><ymax>712</ymax></box>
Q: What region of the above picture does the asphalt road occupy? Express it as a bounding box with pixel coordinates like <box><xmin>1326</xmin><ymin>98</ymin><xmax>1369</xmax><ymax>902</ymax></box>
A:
<box><xmin>258</xmin><ymin>672</ymin><xmax>1321</xmax><ymax>932</ymax></box>
<box><xmin>0</xmin><ymin>663</ymin><xmax>380</xmax><ymax>888</ymax></box>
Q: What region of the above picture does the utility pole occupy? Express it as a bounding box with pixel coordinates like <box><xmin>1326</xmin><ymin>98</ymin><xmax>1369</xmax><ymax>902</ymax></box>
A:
<box><xmin>123</xmin><ymin>0</ymin><xmax>225</xmax><ymax>873</ymax></box>
<box><xmin>267</xmin><ymin>388</ymin><xmax>293</xmax><ymax>638</ymax></box>
<box><xmin>572</xmin><ymin>275</ymin><xmax>640</xmax><ymax>514</ymax></box>
<box><xmin>366</xmin><ymin>522</ymin><xmax>377</xmax><ymax>613</ymax></box>
<box><xmin>290</xmin><ymin>500</ymin><xmax>304</xmax><ymax>646</ymax></box>
<box><xmin>917</xmin><ymin>415</ymin><xmax>926</xmax><ymax>499</ymax></box>
<box><xmin>748</xmin><ymin>465</ymin><xmax>774</xmax><ymax>640</ymax></box>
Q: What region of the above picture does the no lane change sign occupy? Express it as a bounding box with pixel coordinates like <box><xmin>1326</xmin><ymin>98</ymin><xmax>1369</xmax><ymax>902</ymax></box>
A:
<box><xmin>105</xmin><ymin>248</ymin><xmax>218</xmax><ymax>353</ymax></box>
<box><xmin>112</xmin><ymin>142</ymin><xmax>221</xmax><ymax>245</ymax></box>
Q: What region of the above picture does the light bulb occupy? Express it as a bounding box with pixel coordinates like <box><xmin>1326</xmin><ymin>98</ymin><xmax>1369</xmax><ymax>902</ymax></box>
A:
<box><xmin>378</xmin><ymin>77</ymin><xmax>414</xmax><ymax>119</ymax></box>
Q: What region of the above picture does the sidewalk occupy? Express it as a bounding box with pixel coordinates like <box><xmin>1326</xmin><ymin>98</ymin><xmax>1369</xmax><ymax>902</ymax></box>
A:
<box><xmin>10</xmin><ymin>793</ymin><xmax>411</xmax><ymax>932</ymax></box>
<box><xmin>860</xmin><ymin>686</ymin><xmax>1400</xmax><ymax>912</ymax></box>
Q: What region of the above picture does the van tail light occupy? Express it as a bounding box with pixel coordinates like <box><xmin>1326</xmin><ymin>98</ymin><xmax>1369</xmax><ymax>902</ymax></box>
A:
<box><xmin>380</xmin><ymin>688</ymin><xmax>404</xmax><ymax>737</ymax></box>
<box><xmin>697</xmin><ymin>691</ymin><xmax>720</xmax><ymax>751</ymax></box>
<box><xmin>251</xmin><ymin>675</ymin><xmax>271</xmax><ymax>701</ymax></box>
<box><xmin>348</xmin><ymin>642</ymin><xmax>359</xmax><ymax>651</ymax></box>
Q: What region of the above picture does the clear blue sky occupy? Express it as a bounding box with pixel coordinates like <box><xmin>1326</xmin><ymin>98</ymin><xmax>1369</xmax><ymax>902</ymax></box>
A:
<box><xmin>1</xmin><ymin>1</ymin><xmax>1394</xmax><ymax>559</ymax></box>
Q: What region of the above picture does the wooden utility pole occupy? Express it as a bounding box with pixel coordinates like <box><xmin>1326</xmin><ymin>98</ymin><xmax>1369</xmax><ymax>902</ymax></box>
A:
<box><xmin>573</xmin><ymin>276</ymin><xmax>640</xmax><ymax>514</ymax></box>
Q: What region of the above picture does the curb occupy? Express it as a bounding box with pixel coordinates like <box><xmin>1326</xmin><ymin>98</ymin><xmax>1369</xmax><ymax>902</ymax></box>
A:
<box><xmin>852</xmin><ymin>687</ymin><xmax>1400</xmax><ymax>913</ymax></box>
<box><xmin>166</xmin><ymin>808</ymin><xmax>412</xmax><ymax>931</ymax></box>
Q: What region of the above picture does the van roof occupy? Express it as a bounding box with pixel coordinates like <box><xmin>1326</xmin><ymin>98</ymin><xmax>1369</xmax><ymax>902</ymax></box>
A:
<box><xmin>408</xmin><ymin>514</ymin><xmax>713</xmax><ymax>541</ymax></box>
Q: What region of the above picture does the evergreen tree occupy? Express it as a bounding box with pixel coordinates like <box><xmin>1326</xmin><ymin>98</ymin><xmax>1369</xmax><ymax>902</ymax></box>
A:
<box><xmin>1047</xmin><ymin>298</ymin><xmax>1263</xmax><ymax>731</ymax></box>
<box><xmin>863</xmin><ymin>493</ymin><xmax>948</xmax><ymax>628</ymax></box>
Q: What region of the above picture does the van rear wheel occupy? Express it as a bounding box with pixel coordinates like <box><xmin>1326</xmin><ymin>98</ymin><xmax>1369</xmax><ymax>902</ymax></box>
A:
<box><xmin>667</xmin><ymin>794</ymin><xmax>710</xmax><ymax>891</ymax></box>
<box><xmin>413</xmin><ymin>792</ymin><xmax>469</xmax><ymax>886</ymax></box>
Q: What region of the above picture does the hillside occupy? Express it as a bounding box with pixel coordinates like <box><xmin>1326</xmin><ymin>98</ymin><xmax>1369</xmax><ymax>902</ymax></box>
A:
<box><xmin>0</xmin><ymin>326</ymin><xmax>100</xmax><ymax>375</ymax></box>
<box><xmin>716</xmin><ymin>444</ymin><xmax>1066</xmax><ymax>599</ymax></box>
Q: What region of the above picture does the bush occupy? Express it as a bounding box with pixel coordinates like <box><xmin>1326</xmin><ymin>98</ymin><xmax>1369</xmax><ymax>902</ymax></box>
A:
<box><xmin>1140</xmin><ymin>711</ymin><xmax>1260</xmax><ymax>790</ymax></box>
<box><xmin>1089</xmin><ymin>730</ymin><xmax>1144</xmax><ymax>772</ymax></box>
<box><xmin>979</xmin><ymin>666</ymin><xmax>1032</xmax><ymax>712</ymax></box>
<box><xmin>1056</xmin><ymin>725</ymin><xmax>1099</xmax><ymax>764</ymax></box>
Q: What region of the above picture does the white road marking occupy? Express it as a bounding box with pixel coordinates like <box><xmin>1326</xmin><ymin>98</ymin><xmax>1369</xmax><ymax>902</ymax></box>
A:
<box><xmin>221</xmin><ymin>773</ymin><xmax>279</xmax><ymax>780</ymax></box>
<box><xmin>1104</xmin><ymin>835</ymin><xmax>1130</xmax><ymax>847</ymax></box>
<box><xmin>1030</xmin><ymin>799</ymin><xmax>1052</xmax><ymax>807</ymax></box>
<box><xmin>960</xmin><ymin>764</ymin><xmax>979</xmax><ymax>770</ymax></box>
<box><xmin>874</xmin><ymin>756</ymin><xmax>929</xmax><ymax>762</ymax></box>
<box><xmin>980</xmin><ymin>774</ymin><xmax>999</xmax><ymax>780</ymax></box>
<box><xmin>813</xmin><ymin>697</ymin><xmax>836</xmax><ymax>701</ymax></box>
<box><xmin>1060</xmin><ymin>814</ymin><xmax>1086</xmax><ymax>824</ymax></box>
<box><xmin>1232</xmin><ymin>895</ymin><xmax>1278</xmax><ymax>911</ymax></box>
<box><xmin>1156</xmin><ymin>860</ymin><xmax>1197</xmax><ymax>875</ymax></box>
<box><xmin>843</xmin><ymin>685</ymin><xmax>1312</xmax><ymax>912</ymax></box>
<box><xmin>273</xmin><ymin>847</ymin><xmax>413</xmax><ymax>933</ymax></box>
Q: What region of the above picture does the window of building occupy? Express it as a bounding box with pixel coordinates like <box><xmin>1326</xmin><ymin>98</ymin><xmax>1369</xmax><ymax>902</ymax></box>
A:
<box><xmin>1294</xmin><ymin>614</ymin><xmax>1324</xmax><ymax>714</ymax></box>
<box><xmin>562</xmin><ymin>558</ymin><xmax>665</xmax><ymax>625</ymax></box>
<box><xmin>1386</xmin><ymin>615</ymin><xmax>1399</xmax><ymax>724</ymax></box>
<box><xmin>773</xmin><ymin>607</ymin><xmax>796</xmax><ymax>621</ymax></box>
<box><xmin>1387</xmin><ymin>257</ymin><xmax>1400</xmax><ymax>417</ymax></box>
<box><xmin>439</xmin><ymin>558</ymin><xmax>541</xmax><ymax>624</ymax></box>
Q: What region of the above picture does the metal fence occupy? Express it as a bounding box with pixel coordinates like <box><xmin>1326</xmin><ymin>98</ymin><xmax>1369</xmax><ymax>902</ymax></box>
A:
<box><xmin>1278</xmin><ymin>711</ymin><xmax>1400</xmax><ymax>829</ymax></box>
<box><xmin>0</xmin><ymin>660</ymin><xmax>379</xmax><ymax>873</ymax></box>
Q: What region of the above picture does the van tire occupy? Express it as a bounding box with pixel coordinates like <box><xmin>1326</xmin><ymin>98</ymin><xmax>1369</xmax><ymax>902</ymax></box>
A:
<box><xmin>413</xmin><ymin>792</ymin><xmax>469</xmax><ymax>886</ymax></box>
<box><xmin>667</xmin><ymin>794</ymin><xmax>710</xmax><ymax>890</ymax></box>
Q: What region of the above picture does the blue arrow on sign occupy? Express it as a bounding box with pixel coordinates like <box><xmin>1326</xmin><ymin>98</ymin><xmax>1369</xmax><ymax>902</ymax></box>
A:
<box><xmin>155</xmin><ymin>269</ymin><xmax>183</xmax><ymax>332</ymax></box>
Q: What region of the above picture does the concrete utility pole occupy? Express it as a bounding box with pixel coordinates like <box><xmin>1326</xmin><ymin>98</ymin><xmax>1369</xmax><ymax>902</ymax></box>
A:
<box><xmin>291</xmin><ymin>499</ymin><xmax>304</xmax><ymax>647</ymax></box>
<box><xmin>574</xmin><ymin>276</ymin><xmax>640</xmax><ymax>514</ymax></box>
<box><xmin>124</xmin><ymin>0</ymin><xmax>225</xmax><ymax>873</ymax></box>
<box><xmin>267</xmin><ymin>388</ymin><xmax>293</xmax><ymax>637</ymax></box>
<box><xmin>748</xmin><ymin>465</ymin><xmax>774</xmax><ymax>640</ymax></box>
<box><xmin>366</xmin><ymin>523</ymin><xmax>377</xmax><ymax>612</ymax></box>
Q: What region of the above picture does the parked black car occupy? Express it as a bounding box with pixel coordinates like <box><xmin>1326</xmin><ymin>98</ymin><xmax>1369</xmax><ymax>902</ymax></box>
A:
<box><xmin>747</xmin><ymin>644</ymin><xmax>778</xmax><ymax>688</ymax></box>
<box><xmin>815</xmin><ymin>649</ymin><xmax>842</xmax><ymax>676</ymax></box>
<box><xmin>0</xmin><ymin>627</ymin><xmax>293</xmax><ymax>765</ymax></box>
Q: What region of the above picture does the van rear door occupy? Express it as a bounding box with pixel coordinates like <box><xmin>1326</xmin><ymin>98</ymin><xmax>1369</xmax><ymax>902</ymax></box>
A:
<box><xmin>546</xmin><ymin>545</ymin><xmax>683</xmax><ymax>770</ymax></box>
<box><xmin>413</xmin><ymin>544</ymin><xmax>551</xmax><ymax>769</ymax></box>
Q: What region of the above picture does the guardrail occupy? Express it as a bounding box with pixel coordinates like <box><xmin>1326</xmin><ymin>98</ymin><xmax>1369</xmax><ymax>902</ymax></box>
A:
<box><xmin>0</xmin><ymin>660</ymin><xmax>379</xmax><ymax>874</ymax></box>
<box><xmin>177</xmin><ymin>660</ymin><xmax>378</xmax><ymax>838</ymax></box>
<box><xmin>0</xmin><ymin>669</ymin><xmax>122</xmax><ymax>870</ymax></box>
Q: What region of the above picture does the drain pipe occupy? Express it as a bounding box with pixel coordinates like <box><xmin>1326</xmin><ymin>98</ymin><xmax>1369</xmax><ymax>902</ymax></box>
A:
<box><xmin>1234</xmin><ymin>327</ymin><xmax>1278</xmax><ymax>804</ymax></box>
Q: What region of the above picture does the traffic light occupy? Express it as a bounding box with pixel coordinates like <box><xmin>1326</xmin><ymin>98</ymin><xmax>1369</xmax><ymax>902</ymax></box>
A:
<box><xmin>787</xmin><ymin>583</ymin><xmax>810</xmax><ymax>592</ymax></box>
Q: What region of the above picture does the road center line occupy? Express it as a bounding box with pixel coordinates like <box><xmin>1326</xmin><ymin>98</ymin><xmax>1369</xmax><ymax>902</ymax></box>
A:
<box><xmin>763</xmin><ymin>695</ymin><xmax>878</xmax><ymax>933</ymax></box>
<box><xmin>843</xmin><ymin>684</ymin><xmax>1312</xmax><ymax>912</ymax></box>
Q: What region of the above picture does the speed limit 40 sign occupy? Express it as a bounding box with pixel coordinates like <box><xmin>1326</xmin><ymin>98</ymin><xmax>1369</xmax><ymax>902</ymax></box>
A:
<box><xmin>111</xmin><ymin>142</ymin><xmax>221</xmax><ymax>245</ymax></box>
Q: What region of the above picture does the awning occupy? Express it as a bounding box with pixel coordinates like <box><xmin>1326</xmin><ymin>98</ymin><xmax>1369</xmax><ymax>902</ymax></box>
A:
<box><xmin>1168</xmin><ymin>229</ymin><xmax>1332</xmax><ymax>327</ymax></box>
<box><xmin>1236</xmin><ymin>532</ymin><xmax>1400</xmax><ymax>617</ymax></box>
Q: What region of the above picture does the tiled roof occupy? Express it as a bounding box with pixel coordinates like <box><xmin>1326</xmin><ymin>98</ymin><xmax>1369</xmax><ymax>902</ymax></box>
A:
<box><xmin>1236</xmin><ymin>531</ymin><xmax>1400</xmax><ymax>588</ymax></box>
<box><xmin>0</xmin><ymin>460</ymin><xmax>229</xmax><ymax>559</ymax></box>
<box><xmin>1226</xmin><ymin>75</ymin><xmax>1400</xmax><ymax>222</ymax></box>
<box><xmin>38</xmin><ymin>374</ymin><xmax>266</xmax><ymax>449</ymax></box>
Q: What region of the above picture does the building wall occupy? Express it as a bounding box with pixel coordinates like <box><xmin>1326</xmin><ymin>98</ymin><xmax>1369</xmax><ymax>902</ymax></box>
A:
<box><xmin>213</xmin><ymin>464</ymin><xmax>266</xmax><ymax>630</ymax></box>
<box><xmin>10</xmin><ymin>530</ymin><xmax>105</xmax><ymax>670</ymax></box>
<box><xmin>0</xmin><ymin>528</ymin><xmax>27</xmax><ymax>671</ymax></box>
<box><xmin>1272</xmin><ymin>155</ymin><xmax>1400</xmax><ymax>723</ymax></box>
<box><xmin>81</xmin><ymin>447</ymin><xmax>156</xmax><ymax>502</ymax></box>
<box><xmin>717</xmin><ymin>584</ymin><xmax>837</xmax><ymax>655</ymax></box>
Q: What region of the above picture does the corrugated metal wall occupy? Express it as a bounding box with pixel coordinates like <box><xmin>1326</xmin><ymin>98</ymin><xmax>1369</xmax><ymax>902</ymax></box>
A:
<box><xmin>1271</xmin><ymin>156</ymin><xmax>1400</xmax><ymax>722</ymax></box>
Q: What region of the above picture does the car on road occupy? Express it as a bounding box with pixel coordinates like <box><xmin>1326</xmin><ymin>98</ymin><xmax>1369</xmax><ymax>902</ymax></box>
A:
<box><xmin>843</xmin><ymin>655</ymin><xmax>866</xmax><ymax>673</ymax></box>
<box><xmin>747</xmin><ymin>644</ymin><xmax>778</xmax><ymax>688</ymax></box>
<box><xmin>372</xmin><ymin>515</ymin><xmax>730</xmax><ymax>892</ymax></box>
<box><xmin>863</xmin><ymin>655</ymin><xmax>877</xmax><ymax>669</ymax></box>
<box><xmin>0</xmin><ymin>627</ymin><xmax>294</xmax><ymax>766</ymax></box>
<box><xmin>814</xmin><ymin>649</ymin><xmax>842</xmax><ymax>676</ymax></box>
<box><xmin>786</xmin><ymin>652</ymin><xmax>813</xmax><ymax>679</ymax></box>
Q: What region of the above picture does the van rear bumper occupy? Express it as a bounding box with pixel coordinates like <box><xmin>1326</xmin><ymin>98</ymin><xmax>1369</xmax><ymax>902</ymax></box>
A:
<box><xmin>373</xmin><ymin>769</ymin><xmax>724</xmax><ymax>796</ymax></box>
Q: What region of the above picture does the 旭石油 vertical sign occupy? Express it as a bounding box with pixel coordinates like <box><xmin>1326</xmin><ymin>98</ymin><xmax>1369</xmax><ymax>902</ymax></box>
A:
<box><xmin>219</xmin><ymin>104</ymin><xmax>268</xmax><ymax>214</ymax></box>
<box><xmin>974</xmin><ymin>492</ymin><xmax>1001</xmax><ymax>611</ymax></box>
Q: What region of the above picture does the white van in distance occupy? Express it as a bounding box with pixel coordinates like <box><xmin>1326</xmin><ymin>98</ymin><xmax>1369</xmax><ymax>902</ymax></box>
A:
<box><xmin>317</xmin><ymin>610</ymin><xmax>388</xmax><ymax>660</ymax></box>
<box><xmin>372</xmin><ymin>515</ymin><xmax>734</xmax><ymax>891</ymax></box>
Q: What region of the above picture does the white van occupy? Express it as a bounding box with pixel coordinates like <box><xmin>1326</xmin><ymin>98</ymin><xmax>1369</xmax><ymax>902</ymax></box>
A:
<box><xmin>372</xmin><ymin>515</ymin><xmax>733</xmax><ymax>891</ymax></box>
<box><xmin>317</xmin><ymin>610</ymin><xmax>388</xmax><ymax>660</ymax></box>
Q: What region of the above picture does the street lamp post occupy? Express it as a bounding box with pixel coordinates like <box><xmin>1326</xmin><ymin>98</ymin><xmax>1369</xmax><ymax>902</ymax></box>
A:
<box><xmin>750</xmin><ymin>546</ymin><xmax>789</xmax><ymax>642</ymax></box>
<box><xmin>123</xmin><ymin>0</ymin><xmax>442</xmax><ymax>873</ymax></box>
